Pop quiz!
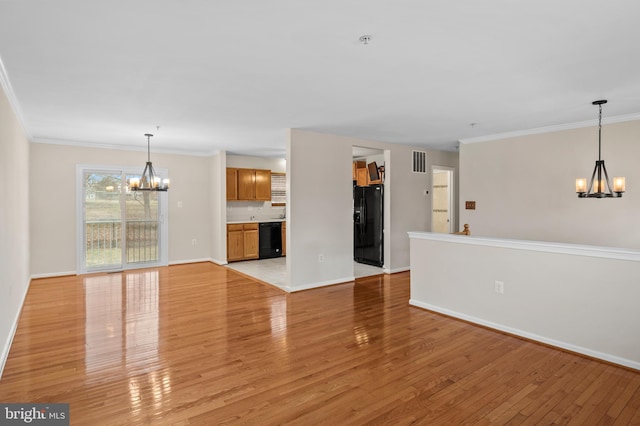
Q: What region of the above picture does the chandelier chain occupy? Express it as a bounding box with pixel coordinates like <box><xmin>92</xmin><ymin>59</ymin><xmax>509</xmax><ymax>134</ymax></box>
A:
<box><xmin>597</xmin><ymin>103</ymin><xmax>602</xmax><ymax>162</ymax></box>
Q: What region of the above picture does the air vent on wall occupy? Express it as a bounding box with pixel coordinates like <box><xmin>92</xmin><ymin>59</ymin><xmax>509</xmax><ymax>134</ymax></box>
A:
<box><xmin>412</xmin><ymin>150</ymin><xmax>427</xmax><ymax>173</ymax></box>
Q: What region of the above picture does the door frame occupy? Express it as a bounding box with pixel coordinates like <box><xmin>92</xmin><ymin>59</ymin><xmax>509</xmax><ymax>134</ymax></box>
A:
<box><xmin>76</xmin><ymin>164</ymin><xmax>169</xmax><ymax>274</ymax></box>
<box><xmin>431</xmin><ymin>165</ymin><xmax>456</xmax><ymax>233</ymax></box>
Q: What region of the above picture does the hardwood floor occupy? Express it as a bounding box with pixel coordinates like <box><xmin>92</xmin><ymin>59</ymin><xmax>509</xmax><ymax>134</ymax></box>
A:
<box><xmin>1</xmin><ymin>262</ymin><xmax>639</xmax><ymax>425</ymax></box>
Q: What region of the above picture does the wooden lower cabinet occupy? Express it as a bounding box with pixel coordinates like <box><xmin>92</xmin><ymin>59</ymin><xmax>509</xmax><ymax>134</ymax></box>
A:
<box><xmin>281</xmin><ymin>221</ymin><xmax>286</xmax><ymax>256</ymax></box>
<box><xmin>227</xmin><ymin>223</ymin><xmax>259</xmax><ymax>262</ymax></box>
<box><xmin>227</xmin><ymin>224</ymin><xmax>244</xmax><ymax>261</ymax></box>
<box><xmin>243</xmin><ymin>225</ymin><xmax>259</xmax><ymax>259</ymax></box>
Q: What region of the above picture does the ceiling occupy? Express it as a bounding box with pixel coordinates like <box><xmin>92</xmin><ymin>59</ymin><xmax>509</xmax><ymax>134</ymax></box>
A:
<box><xmin>1</xmin><ymin>1</ymin><xmax>640</xmax><ymax>158</ymax></box>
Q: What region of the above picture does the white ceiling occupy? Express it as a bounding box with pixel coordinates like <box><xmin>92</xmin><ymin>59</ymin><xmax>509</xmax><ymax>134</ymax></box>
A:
<box><xmin>1</xmin><ymin>1</ymin><xmax>640</xmax><ymax>157</ymax></box>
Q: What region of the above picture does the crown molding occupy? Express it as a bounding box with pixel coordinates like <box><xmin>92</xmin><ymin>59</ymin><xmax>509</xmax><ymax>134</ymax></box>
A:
<box><xmin>31</xmin><ymin>137</ymin><xmax>221</xmax><ymax>157</ymax></box>
<box><xmin>459</xmin><ymin>113</ymin><xmax>640</xmax><ymax>145</ymax></box>
<box><xmin>0</xmin><ymin>55</ymin><xmax>32</xmax><ymax>141</ymax></box>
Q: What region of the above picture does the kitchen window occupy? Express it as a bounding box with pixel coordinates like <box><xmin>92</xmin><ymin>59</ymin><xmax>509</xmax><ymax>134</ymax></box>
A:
<box><xmin>271</xmin><ymin>173</ymin><xmax>286</xmax><ymax>205</ymax></box>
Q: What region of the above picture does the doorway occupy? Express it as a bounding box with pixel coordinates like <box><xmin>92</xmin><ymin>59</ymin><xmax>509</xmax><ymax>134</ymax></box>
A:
<box><xmin>77</xmin><ymin>166</ymin><xmax>168</xmax><ymax>274</ymax></box>
<box><xmin>352</xmin><ymin>146</ymin><xmax>385</xmax><ymax>276</ymax></box>
<box><xmin>431</xmin><ymin>166</ymin><xmax>455</xmax><ymax>233</ymax></box>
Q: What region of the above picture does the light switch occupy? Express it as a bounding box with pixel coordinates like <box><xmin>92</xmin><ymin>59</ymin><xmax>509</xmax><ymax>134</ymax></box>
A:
<box><xmin>177</xmin><ymin>201</ymin><xmax>183</xmax><ymax>208</ymax></box>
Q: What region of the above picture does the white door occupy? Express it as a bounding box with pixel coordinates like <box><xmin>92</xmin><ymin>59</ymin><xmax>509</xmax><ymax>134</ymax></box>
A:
<box><xmin>431</xmin><ymin>166</ymin><xmax>455</xmax><ymax>233</ymax></box>
<box><xmin>77</xmin><ymin>166</ymin><xmax>168</xmax><ymax>273</ymax></box>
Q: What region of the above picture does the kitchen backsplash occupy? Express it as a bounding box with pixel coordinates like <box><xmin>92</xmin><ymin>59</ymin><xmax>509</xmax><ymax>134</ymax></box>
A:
<box><xmin>227</xmin><ymin>201</ymin><xmax>286</xmax><ymax>222</ymax></box>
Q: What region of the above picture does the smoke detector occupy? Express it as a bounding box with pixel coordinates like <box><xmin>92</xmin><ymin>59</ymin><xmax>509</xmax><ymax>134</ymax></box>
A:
<box><xmin>359</xmin><ymin>35</ymin><xmax>371</xmax><ymax>45</ymax></box>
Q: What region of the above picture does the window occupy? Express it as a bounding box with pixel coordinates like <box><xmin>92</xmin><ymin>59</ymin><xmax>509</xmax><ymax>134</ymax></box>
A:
<box><xmin>77</xmin><ymin>165</ymin><xmax>168</xmax><ymax>273</ymax></box>
<box><xmin>271</xmin><ymin>173</ymin><xmax>286</xmax><ymax>205</ymax></box>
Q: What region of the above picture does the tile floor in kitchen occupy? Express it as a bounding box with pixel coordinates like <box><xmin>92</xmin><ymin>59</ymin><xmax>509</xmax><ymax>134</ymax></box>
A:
<box><xmin>226</xmin><ymin>257</ymin><xmax>383</xmax><ymax>289</ymax></box>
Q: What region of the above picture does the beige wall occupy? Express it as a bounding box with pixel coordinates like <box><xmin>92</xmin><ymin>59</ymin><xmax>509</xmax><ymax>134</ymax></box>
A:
<box><xmin>29</xmin><ymin>143</ymin><xmax>214</xmax><ymax>275</ymax></box>
<box><xmin>460</xmin><ymin>120</ymin><xmax>640</xmax><ymax>248</ymax></box>
<box><xmin>409</xmin><ymin>233</ymin><xmax>640</xmax><ymax>370</ymax></box>
<box><xmin>226</xmin><ymin>154</ymin><xmax>286</xmax><ymax>173</ymax></box>
<box><xmin>286</xmin><ymin>129</ymin><xmax>459</xmax><ymax>290</ymax></box>
<box><xmin>209</xmin><ymin>152</ymin><xmax>226</xmax><ymax>264</ymax></box>
<box><xmin>287</xmin><ymin>130</ymin><xmax>355</xmax><ymax>290</ymax></box>
<box><xmin>0</xmin><ymin>84</ymin><xmax>30</xmax><ymax>375</ymax></box>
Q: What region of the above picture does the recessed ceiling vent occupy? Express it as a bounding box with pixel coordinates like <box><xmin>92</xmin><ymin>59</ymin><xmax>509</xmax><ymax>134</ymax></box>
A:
<box><xmin>412</xmin><ymin>150</ymin><xmax>427</xmax><ymax>174</ymax></box>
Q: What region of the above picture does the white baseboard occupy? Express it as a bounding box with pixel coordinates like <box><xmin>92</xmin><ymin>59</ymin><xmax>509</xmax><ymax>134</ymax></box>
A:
<box><xmin>168</xmin><ymin>258</ymin><xmax>212</xmax><ymax>266</ymax></box>
<box><xmin>1</xmin><ymin>278</ymin><xmax>31</xmax><ymax>379</ymax></box>
<box><xmin>384</xmin><ymin>266</ymin><xmax>410</xmax><ymax>274</ymax></box>
<box><xmin>32</xmin><ymin>260</ymin><xmax>225</xmax><ymax>277</ymax></box>
<box><xmin>409</xmin><ymin>299</ymin><xmax>640</xmax><ymax>371</ymax></box>
<box><xmin>209</xmin><ymin>258</ymin><xmax>228</xmax><ymax>266</ymax></box>
<box><xmin>30</xmin><ymin>271</ymin><xmax>76</xmax><ymax>279</ymax></box>
<box><xmin>289</xmin><ymin>276</ymin><xmax>356</xmax><ymax>293</ymax></box>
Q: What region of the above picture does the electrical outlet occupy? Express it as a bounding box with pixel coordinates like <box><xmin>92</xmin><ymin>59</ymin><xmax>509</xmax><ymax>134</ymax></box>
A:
<box><xmin>318</xmin><ymin>254</ymin><xmax>324</xmax><ymax>263</ymax></box>
<box><xmin>494</xmin><ymin>280</ymin><xmax>504</xmax><ymax>294</ymax></box>
<box><xmin>192</xmin><ymin>239</ymin><xmax>197</xmax><ymax>246</ymax></box>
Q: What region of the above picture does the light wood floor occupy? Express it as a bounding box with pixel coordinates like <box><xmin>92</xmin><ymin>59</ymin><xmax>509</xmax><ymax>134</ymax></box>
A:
<box><xmin>1</xmin><ymin>263</ymin><xmax>639</xmax><ymax>425</ymax></box>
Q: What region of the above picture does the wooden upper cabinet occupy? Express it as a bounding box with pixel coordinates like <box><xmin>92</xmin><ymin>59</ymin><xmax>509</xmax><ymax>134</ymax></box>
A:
<box><xmin>356</xmin><ymin>168</ymin><xmax>369</xmax><ymax>187</ymax></box>
<box><xmin>353</xmin><ymin>160</ymin><xmax>365</xmax><ymax>181</ymax></box>
<box><xmin>227</xmin><ymin>168</ymin><xmax>272</xmax><ymax>201</ymax></box>
<box><xmin>255</xmin><ymin>169</ymin><xmax>272</xmax><ymax>201</ymax></box>
<box><xmin>353</xmin><ymin>161</ymin><xmax>367</xmax><ymax>185</ymax></box>
<box><xmin>226</xmin><ymin>168</ymin><xmax>238</xmax><ymax>200</ymax></box>
<box><xmin>237</xmin><ymin>169</ymin><xmax>256</xmax><ymax>200</ymax></box>
<box><xmin>353</xmin><ymin>161</ymin><xmax>382</xmax><ymax>186</ymax></box>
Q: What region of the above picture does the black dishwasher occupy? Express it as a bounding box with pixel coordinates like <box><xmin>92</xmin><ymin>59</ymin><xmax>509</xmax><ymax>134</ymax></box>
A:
<box><xmin>259</xmin><ymin>222</ymin><xmax>282</xmax><ymax>259</ymax></box>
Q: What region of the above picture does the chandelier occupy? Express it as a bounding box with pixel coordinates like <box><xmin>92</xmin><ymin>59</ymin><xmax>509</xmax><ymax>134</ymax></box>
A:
<box><xmin>575</xmin><ymin>100</ymin><xmax>625</xmax><ymax>198</ymax></box>
<box><xmin>130</xmin><ymin>133</ymin><xmax>170</xmax><ymax>191</ymax></box>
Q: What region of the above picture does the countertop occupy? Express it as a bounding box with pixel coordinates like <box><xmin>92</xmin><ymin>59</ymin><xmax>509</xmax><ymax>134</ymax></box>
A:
<box><xmin>227</xmin><ymin>219</ymin><xmax>285</xmax><ymax>224</ymax></box>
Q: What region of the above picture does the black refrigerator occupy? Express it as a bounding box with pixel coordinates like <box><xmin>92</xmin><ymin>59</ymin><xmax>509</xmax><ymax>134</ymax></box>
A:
<box><xmin>353</xmin><ymin>184</ymin><xmax>384</xmax><ymax>267</ymax></box>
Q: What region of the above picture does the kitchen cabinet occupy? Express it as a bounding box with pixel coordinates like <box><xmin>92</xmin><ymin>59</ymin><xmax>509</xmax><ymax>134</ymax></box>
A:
<box><xmin>227</xmin><ymin>223</ymin><xmax>259</xmax><ymax>261</ymax></box>
<box><xmin>353</xmin><ymin>161</ymin><xmax>382</xmax><ymax>186</ymax></box>
<box><xmin>255</xmin><ymin>169</ymin><xmax>271</xmax><ymax>200</ymax></box>
<box><xmin>352</xmin><ymin>160</ymin><xmax>367</xmax><ymax>180</ymax></box>
<box><xmin>227</xmin><ymin>224</ymin><xmax>244</xmax><ymax>261</ymax></box>
<box><xmin>281</xmin><ymin>221</ymin><xmax>286</xmax><ymax>256</ymax></box>
<box><xmin>244</xmin><ymin>225</ymin><xmax>259</xmax><ymax>258</ymax></box>
<box><xmin>226</xmin><ymin>168</ymin><xmax>238</xmax><ymax>200</ymax></box>
<box><xmin>356</xmin><ymin>168</ymin><xmax>369</xmax><ymax>187</ymax></box>
<box><xmin>238</xmin><ymin>169</ymin><xmax>256</xmax><ymax>200</ymax></box>
<box><xmin>353</xmin><ymin>161</ymin><xmax>365</xmax><ymax>181</ymax></box>
<box><xmin>227</xmin><ymin>168</ymin><xmax>272</xmax><ymax>201</ymax></box>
